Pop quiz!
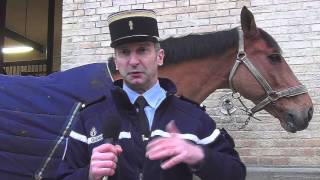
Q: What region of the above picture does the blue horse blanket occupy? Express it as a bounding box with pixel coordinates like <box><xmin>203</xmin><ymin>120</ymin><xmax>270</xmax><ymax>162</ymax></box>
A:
<box><xmin>0</xmin><ymin>63</ymin><xmax>113</xmax><ymax>179</ymax></box>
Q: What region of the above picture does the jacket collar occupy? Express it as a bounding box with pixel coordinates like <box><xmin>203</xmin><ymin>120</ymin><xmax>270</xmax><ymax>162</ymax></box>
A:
<box><xmin>111</xmin><ymin>78</ymin><xmax>177</xmax><ymax>112</ymax></box>
<box><xmin>113</xmin><ymin>78</ymin><xmax>177</xmax><ymax>94</ymax></box>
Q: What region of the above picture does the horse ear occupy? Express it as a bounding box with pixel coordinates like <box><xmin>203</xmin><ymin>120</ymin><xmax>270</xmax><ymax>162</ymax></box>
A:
<box><xmin>240</xmin><ymin>6</ymin><xmax>257</xmax><ymax>37</ymax></box>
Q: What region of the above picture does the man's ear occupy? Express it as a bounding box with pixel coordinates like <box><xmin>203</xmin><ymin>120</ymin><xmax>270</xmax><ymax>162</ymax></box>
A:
<box><xmin>113</xmin><ymin>56</ymin><xmax>119</xmax><ymax>70</ymax></box>
<box><xmin>115</xmin><ymin>60</ymin><xmax>119</xmax><ymax>70</ymax></box>
<box><xmin>157</xmin><ymin>49</ymin><xmax>164</xmax><ymax>66</ymax></box>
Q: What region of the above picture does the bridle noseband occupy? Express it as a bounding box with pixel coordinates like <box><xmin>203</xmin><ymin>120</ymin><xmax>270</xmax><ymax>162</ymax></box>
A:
<box><xmin>228</xmin><ymin>28</ymin><xmax>308</xmax><ymax>118</ymax></box>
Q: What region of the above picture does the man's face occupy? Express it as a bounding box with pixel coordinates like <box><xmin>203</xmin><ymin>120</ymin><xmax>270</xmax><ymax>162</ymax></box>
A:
<box><xmin>114</xmin><ymin>41</ymin><xmax>164</xmax><ymax>93</ymax></box>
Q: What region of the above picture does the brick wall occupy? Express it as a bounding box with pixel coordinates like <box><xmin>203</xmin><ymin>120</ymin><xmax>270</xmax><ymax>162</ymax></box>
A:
<box><xmin>61</xmin><ymin>0</ymin><xmax>320</xmax><ymax>167</ymax></box>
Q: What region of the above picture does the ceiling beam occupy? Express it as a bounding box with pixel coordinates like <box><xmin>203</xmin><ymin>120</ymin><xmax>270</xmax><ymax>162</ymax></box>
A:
<box><xmin>0</xmin><ymin>0</ymin><xmax>7</xmax><ymax>67</ymax></box>
<box><xmin>46</xmin><ymin>0</ymin><xmax>55</xmax><ymax>74</ymax></box>
<box><xmin>4</xmin><ymin>28</ymin><xmax>45</xmax><ymax>53</ymax></box>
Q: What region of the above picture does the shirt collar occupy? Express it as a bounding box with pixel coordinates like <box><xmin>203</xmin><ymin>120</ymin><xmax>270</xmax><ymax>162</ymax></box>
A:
<box><xmin>123</xmin><ymin>81</ymin><xmax>166</xmax><ymax>109</ymax></box>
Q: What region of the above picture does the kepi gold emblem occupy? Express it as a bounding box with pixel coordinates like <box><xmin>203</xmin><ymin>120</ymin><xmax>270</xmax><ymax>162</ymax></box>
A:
<box><xmin>128</xmin><ymin>20</ymin><xmax>133</xmax><ymax>30</ymax></box>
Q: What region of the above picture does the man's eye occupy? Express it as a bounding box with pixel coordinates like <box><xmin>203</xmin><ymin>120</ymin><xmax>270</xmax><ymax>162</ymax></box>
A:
<box><xmin>138</xmin><ymin>47</ymin><xmax>147</xmax><ymax>53</ymax></box>
<box><xmin>118</xmin><ymin>49</ymin><xmax>130</xmax><ymax>55</ymax></box>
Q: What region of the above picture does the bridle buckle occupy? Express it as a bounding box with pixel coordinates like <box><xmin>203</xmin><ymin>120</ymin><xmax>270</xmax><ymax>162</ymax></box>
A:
<box><xmin>268</xmin><ymin>91</ymin><xmax>280</xmax><ymax>102</ymax></box>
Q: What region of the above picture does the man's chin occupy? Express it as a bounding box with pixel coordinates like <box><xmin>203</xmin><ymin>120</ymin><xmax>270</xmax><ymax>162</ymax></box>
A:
<box><xmin>128</xmin><ymin>78</ymin><xmax>144</xmax><ymax>85</ymax></box>
<box><xmin>125</xmin><ymin>79</ymin><xmax>144</xmax><ymax>88</ymax></box>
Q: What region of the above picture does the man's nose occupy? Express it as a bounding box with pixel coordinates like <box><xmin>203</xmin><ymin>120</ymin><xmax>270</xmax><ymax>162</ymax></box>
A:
<box><xmin>128</xmin><ymin>54</ymin><xmax>140</xmax><ymax>65</ymax></box>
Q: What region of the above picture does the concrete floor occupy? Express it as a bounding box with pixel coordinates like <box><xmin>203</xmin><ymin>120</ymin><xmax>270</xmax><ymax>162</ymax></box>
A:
<box><xmin>193</xmin><ymin>166</ymin><xmax>320</xmax><ymax>180</ymax></box>
<box><xmin>246</xmin><ymin>166</ymin><xmax>320</xmax><ymax>180</ymax></box>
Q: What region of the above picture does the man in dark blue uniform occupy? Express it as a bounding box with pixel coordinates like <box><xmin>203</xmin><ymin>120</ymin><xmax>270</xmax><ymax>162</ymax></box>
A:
<box><xmin>57</xmin><ymin>9</ymin><xmax>246</xmax><ymax>180</ymax></box>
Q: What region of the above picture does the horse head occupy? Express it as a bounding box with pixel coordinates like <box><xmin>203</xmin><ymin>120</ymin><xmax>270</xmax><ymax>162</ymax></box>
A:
<box><xmin>230</xmin><ymin>7</ymin><xmax>313</xmax><ymax>132</ymax></box>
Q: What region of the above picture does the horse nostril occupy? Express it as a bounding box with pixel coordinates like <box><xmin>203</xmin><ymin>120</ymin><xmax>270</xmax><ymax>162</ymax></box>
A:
<box><xmin>308</xmin><ymin>107</ymin><xmax>314</xmax><ymax>122</ymax></box>
<box><xmin>286</xmin><ymin>112</ymin><xmax>295</xmax><ymax>128</ymax></box>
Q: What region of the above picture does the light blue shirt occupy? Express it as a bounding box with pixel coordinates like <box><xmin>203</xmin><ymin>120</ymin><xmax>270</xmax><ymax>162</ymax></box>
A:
<box><xmin>123</xmin><ymin>81</ymin><xmax>166</xmax><ymax>129</ymax></box>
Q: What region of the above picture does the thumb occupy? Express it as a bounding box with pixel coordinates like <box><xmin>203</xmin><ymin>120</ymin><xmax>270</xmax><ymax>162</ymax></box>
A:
<box><xmin>115</xmin><ymin>144</ymin><xmax>123</xmax><ymax>155</ymax></box>
<box><xmin>166</xmin><ymin>120</ymin><xmax>181</xmax><ymax>134</ymax></box>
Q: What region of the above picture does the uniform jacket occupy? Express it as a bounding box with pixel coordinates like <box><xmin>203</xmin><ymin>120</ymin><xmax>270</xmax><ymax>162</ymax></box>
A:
<box><xmin>57</xmin><ymin>78</ymin><xmax>246</xmax><ymax>180</ymax></box>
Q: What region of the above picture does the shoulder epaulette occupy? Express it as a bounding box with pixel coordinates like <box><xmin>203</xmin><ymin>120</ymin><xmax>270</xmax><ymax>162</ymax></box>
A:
<box><xmin>177</xmin><ymin>95</ymin><xmax>206</xmax><ymax>111</ymax></box>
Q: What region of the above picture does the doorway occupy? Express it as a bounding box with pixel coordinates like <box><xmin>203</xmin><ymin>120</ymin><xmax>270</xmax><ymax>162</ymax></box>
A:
<box><xmin>0</xmin><ymin>0</ymin><xmax>62</xmax><ymax>76</ymax></box>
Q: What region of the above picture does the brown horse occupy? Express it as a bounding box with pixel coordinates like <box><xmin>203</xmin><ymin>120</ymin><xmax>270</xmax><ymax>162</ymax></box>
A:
<box><xmin>108</xmin><ymin>7</ymin><xmax>313</xmax><ymax>133</ymax></box>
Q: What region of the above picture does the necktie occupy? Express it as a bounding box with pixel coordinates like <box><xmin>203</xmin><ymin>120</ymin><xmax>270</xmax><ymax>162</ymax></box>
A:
<box><xmin>134</xmin><ymin>96</ymin><xmax>151</xmax><ymax>139</ymax></box>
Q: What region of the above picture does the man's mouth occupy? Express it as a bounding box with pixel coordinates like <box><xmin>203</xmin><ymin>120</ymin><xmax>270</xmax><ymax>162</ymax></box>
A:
<box><xmin>129</xmin><ymin>71</ymin><xmax>143</xmax><ymax>77</ymax></box>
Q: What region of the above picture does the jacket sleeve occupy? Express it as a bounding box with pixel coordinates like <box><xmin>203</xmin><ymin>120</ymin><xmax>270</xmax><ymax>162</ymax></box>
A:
<box><xmin>193</xmin><ymin>113</ymin><xmax>246</xmax><ymax>180</ymax></box>
<box><xmin>56</xmin><ymin>115</ymin><xmax>91</xmax><ymax>180</ymax></box>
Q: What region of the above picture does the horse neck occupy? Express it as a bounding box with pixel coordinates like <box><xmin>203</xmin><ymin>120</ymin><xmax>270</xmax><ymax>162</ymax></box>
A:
<box><xmin>159</xmin><ymin>50</ymin><xmax>236</xmax><ymax>103</ymax></box>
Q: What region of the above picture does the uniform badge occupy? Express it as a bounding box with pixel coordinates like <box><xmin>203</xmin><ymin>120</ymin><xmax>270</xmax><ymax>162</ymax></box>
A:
<box><xmin>88</xmin><ymin>126</ymin><xmax>103</xmax><ymax>144</ymax></box>
<box><xmin>90</xmin><ymin>127</ymin><xmax>97</xmax><ymax>137</ymax></box>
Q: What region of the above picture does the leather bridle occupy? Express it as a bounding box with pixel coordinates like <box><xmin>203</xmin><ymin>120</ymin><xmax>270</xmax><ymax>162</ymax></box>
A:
<box><xmin>228</xmin><ymin>28</ymin><xmax>308</xmax><ymax>117</ymax></box>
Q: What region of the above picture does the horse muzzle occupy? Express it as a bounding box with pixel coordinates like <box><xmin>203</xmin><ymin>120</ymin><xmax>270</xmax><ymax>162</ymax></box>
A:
<box><xmin>283</xmin><ymin>106</ymin><xmax>313</xmax><ymax>133</ymax></box>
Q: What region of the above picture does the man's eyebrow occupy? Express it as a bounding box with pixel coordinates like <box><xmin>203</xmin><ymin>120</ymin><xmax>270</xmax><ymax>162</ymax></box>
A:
<box><xmin>137</xmin><ymin>42</ymin><xmax>152</xmax><ymax>47</ymax></box>
<box><xmin>115</xmin><ymin>45</ymin><xmax>128</xmax><ymax>49</ymax></box>
<box><xmin>115</xmin><ymin>42</ymin><xmax>152</xmax><ymax>49</ymax></box>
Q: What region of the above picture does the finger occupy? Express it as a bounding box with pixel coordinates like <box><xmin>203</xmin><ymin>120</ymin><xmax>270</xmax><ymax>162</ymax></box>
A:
<box><xmin>146</xmin><ymin>137</ymin><xmax>163</xmax><ymax>150</ymax></box>
<box><xmin>147</xmin><ymin>146</ymin><xmax>178</xmax><ymax>160</ymax></box>
<box><xmin>92</xmin><ymin>144</ymin><xmax>119</xmax><ymax>154</ymax></box>
<box><xmin>92</xmin><ymin>167</ymin><xmax>116</xmax><ymax>177</ymax></box>
<box><xmin>146</xmin><ymin>138</ymin><xmax>166</xmax><ymax>150</ymax></box>
<box><xmin>91</xmin><ymin>152</ymin><xmax>118</xmax><ymax>162</ymax></box>
<box><xmin>146</xmin><ymin>138</ymin><xmax>177</xmax><ymax>156</ymax></box>
<box><xmin>91</xmin><ymin>160</ymin><xmax>117</xmax><ymax>169</ymax></box>
<box><xmin>166</xmin><ymin>120</ymin><xmax>181</xmax><ymax>134</ymax></box>
<box><xmin>160</xmin><ymin>153</ymin><xmax>185</xmax><ymax>169</ymax></box>
<box><xmin>115</xmin><ymin>144</ymin><xmax>123</xmax><ymax>155</ymax></box>
<box><xmin>147</xmin><ymin>135</ymin><xmax>179</xmax><ymax>149</ymax></box>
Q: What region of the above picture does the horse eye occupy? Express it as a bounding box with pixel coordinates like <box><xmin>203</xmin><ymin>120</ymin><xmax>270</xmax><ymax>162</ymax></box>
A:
<box><xmin>268</xmin><ymin>53</ymin><xmax>282</xmax><ymax>64</ymax></box>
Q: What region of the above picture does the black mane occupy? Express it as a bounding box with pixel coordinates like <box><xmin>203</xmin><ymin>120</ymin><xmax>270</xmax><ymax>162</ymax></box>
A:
<box><xmin>160</xmin><ymin>28</ymin><xmax>239</xmax><ymax>66</ymax></box>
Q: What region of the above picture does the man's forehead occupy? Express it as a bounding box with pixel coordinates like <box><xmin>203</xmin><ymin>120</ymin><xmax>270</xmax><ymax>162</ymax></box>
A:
<box><xmin>115</xmin><ymin>41</ymin><xmax>154</xmax><ymax>49</ymax></box>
